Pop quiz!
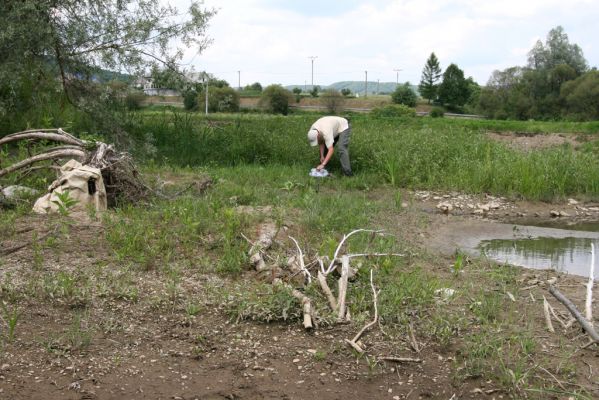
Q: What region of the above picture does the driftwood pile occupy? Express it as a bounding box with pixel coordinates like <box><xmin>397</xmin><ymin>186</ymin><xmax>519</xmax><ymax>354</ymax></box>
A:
<box><xmin>0</xmin><ymin>128</ymin><xmax>148</xmax><ymax>207</ymax></box>
<box><xmin>245</xmin><ymin>223</ymin><xmax>412</xmax><ymax>357</ymax></box>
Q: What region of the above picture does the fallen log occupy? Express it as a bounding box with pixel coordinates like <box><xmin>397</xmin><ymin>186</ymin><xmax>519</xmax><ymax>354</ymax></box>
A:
<box><xmin>548</xmin><ymin>285</ymin><xmax>599</xmax><ymax>343</ymax></box>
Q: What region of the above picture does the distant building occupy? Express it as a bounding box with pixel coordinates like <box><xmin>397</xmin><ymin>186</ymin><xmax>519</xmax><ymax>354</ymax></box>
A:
<box><xmin>134</xmin><ymin>76</ymin><xmax>180</xmax><ymax>96</ymax></box>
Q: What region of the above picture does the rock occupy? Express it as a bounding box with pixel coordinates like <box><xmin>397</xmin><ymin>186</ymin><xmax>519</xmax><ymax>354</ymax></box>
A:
<box><xmin>434</xmin><ymin>288</ymin><xmax>455</xmax><ymax>301</ymax></box>
<box><xmin>2</xmin><ymin>185</ymin><xmax>38</xmax><ymax>199</ymax></box>
<box><xmin>559</xmin><ymin>211</ymin><xmax>570</xmax><ymax>217</ymax></box>
<box><xmin>550</xmin><ymin>210</ymin><xmax>560</xmax><ymax>217</ymax></box>
<box><xmin>488</xmin><ymin>201</ymin><xmax>501</xmax><ymax>209</ymax></box>
<box><xmin>436</xmin><ymin>202</ymin><xmax>453</xmax><ymax>213</ymax></box>
<box><xmin>568</xmin><ymin>198</ymin><xmax>579</xmax><ymax>205</ymax></box>
<box><xmin>477</xmin><ymin>203</ymin><xmax>490</xmax><ymax>212</ymax></box>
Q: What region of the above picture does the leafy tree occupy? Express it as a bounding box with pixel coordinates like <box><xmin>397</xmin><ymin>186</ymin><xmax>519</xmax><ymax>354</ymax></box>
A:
<box><xmin>527</xmin><ymin>26</ymin><xmax>588</xmax><ymax>75</ymax></box>
<box><xmin>341</xmin><ymin>88</ymin><xmax>352</xmax><ymax>97</ymax></box>
<box><xmin>199</xmin><ymin>86</ymin><xmax>239</xmax><ymax>113</ymax></box>
<box><xmin>259</xmin><ymin>85</ymin><xmax>292</xmax><ymax>115</ymax></box>
<box><xmin>244</xmin><ymin>82</ymin><xmax>263</xmax><ymax>92</ymax></box>
<box><xmin>0</xmin><ymin>0</ymin><xmax>215</xmax><ymax>130</ymax></box>
<box><xmin>292</xmin><ymin>87</ymin><xmax>302</xmax><ymax>103</ymax></box>
<box><xmin>478</xmin><ymin>67</ymin><xmax>532</xmax><ymax>119</ymax></box>
<box><xmin>310</xmin><ymin>86</ymin><xmax>320</xmax><ymax>98</ymax></box>
<box><xmin>320</xmin><ymin>89</ymin><xmax>345</xmax><ymax>114</ymax></box>
<box><xmin>150</xmin><ymin>65</ymin><xmax>186</xmax><ymax>90</ymax></box>
<box><xmin>419</xmin><ymin>52</ymin><xmax>442</xmax><ymax>103</ymax></box>
<box><xmin>391</xmin><ymin>83</ymin><xmax>417</xmax><ymax>107</ymax></box>
<box><xmin>560</xmin><ymin>71</ymin><xmax>599</xmax><ymax>120</ymax></box>
<box><xmin>438</xmin><ymin>64</ymin><xmax>471</xmax><ymax>110</ymax></box>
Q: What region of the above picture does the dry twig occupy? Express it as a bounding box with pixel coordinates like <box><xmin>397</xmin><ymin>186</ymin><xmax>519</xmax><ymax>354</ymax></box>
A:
<box><xmin>345</xmin><ymin>269</ymin><xmax>379</xmax><ymax>353</ymax></box>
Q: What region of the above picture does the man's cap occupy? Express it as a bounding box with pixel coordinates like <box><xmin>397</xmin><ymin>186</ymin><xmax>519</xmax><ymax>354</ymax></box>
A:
<box><xmin>307</xmin><ymin>129</ymin><xmax>318</xmax><ymax>146</ymax></box>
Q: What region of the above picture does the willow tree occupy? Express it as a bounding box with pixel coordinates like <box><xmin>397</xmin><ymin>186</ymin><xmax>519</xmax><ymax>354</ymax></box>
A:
<box><xmin>0</xmin><ymin>1</ymin><xmax>215</xmax><ymax>132</ymax></box>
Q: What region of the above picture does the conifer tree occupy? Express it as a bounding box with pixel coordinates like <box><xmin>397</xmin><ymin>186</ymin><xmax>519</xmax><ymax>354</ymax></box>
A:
<box><xmin>419</xmin><ymin>53</ymin><xmax>442</xmax><ymax>103</ymax></box>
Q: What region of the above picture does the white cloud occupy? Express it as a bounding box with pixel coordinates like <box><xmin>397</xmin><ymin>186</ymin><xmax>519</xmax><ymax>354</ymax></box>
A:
<box><xmin>168</xmin><ymin>0</ymin><xmax>599</xmax><ymax>86</ymax></box>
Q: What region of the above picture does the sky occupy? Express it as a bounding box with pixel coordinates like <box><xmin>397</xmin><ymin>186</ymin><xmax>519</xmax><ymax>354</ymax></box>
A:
<box><xmin>170</xmin><ymin>0</ymin><xmax>598</xmax><ymax>88</ymax></box>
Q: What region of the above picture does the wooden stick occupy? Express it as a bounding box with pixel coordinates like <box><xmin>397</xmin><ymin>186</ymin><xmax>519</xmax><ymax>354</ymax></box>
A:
<box><xmin>345</xmin><ymin>253</ymin><xmax>405</xmax><ymax>259</ymax></box>
<box><xmin>586</xmin><ymin>243</ymin><xmax>595</xmax><ymax>323</ymax></box>
<box><xmin>379</xmin><ymin>356</ymin><xmax>422</xmax><ymax>363</ymax></box>
<box><xmin>288</xmin><ymin>236</ymin><xmax>312</xmax><ymax>284</ymax></box>
<box><xmin>409</xmin><ymin>322</ymin><xmax>420</xmax><ymax>353</ymax></box>
<box><xmin>547</xmin><ymin>301</ymin><xmax>568</xmax><ymax>329</ymax></box>
<box><xmin>317</xmin><ymin>270</ymin><xmax>337</xmax><ymax>311</ymax></box>
<box><xmin>0</xmin><ymin>228</ymin><xmax>57</xmax><ymax>256</ymax></box>
<box><xmin>273</xmin><ymin>278</ymin><xmax>312</xmax><ymax>329</ymax></box>
<box><xmin>548</xmin><ymin>285</ymin><xmax>599</xmax><ymax>342</ymax></box>
<box><xmin>543</xmin><ymin>296</ymin><xmax>555</xmax><ymax>333</ymax></box>
<box><xmin>325</xmin><ymin>229</ymin><xmax>382</xmax><ymax>275</ymax></box>
<box><xmin>337</xmin><ymin>255</ymin><xmax>350</xmax><ymax>322</ymax></box>
<box><xmin>0</xmin><ymin>148</ymin><xmax>86</xmax><ymax>178</ymax></box>
<box><xmin>345</xmin><ymin>269</ymin><xmax>379</xmax><ymax>353</ymax></box>
<box><xmin>0</xmin><ymin>129</ymin><xmax>85</xmax><ymax>147</ymax></box>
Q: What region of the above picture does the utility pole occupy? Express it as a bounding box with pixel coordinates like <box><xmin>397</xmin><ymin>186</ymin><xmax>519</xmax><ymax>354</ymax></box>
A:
<box><xmin>393</xmin><ymin>68</ymin><xmax>402</xmax><ymax>87</ymax></box>
<box><xmin>237</xmin><ymin>70</ymin><xmax>241</xmax><ymax>91</ymax></box>
<box><xmin>377</xmin><ymin>79</ymin><xmax>380</xmax><ymax>95</ymax></box>
<box><xmin>364</xmin><ymin>70</ymin><xmax>368</xmax><ymax>98</ymax></box>
<box><xmin>308</xmin><ymin>56</ymin><xmax>318</xmax><ymax>88</ymax></box>
<box><xmin>203</xmin><ymin>73</ymin><xmax>209</xmax><ymax>115</ymax></box>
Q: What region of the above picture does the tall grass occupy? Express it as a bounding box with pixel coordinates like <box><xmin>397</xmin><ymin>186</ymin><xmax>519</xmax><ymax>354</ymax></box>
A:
<box><xmin>124</xmin><ymin>110</ymin><xmax>599</xmax><ymax>201</ymax></box>
<box><xmin>3</xmin><ymin>105</ymin><xmax>599</xmax><ymax>201</ymax></box>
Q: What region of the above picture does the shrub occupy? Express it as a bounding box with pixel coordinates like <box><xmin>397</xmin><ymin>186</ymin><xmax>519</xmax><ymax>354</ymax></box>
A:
<box><xmin>199</xmin><ymin>86</ymin><xmax>240</xmax><ymax>113</ymax></box>
<box><xmin>341</xmin><ymin>88</ymin><xmax>352</xmax><ymax>97</ymax></box>
<box><xmin>259</xmin><ymin>85</ymin><xmax>292</xmax><ymax>115</ymax></box>
<box><xmin>183</xmin><ymin>89</ymin><xmax>198</xmax><ymax>111</ymax></box>
<box><xmin>430</xmin><ymin>107</ymin><xmax>445</xmax><ymax>118</ymax></box>
<box><xmin>310</xmin><ymin>86</ymin><xmax>320</xmax><ymax>98</ymax></box>
<box><xmin>371</xmin><ymin>104</ymin><xmax>415</xmax><ymax>118</ymax></box>
<box><xmin>125</xmin><ymin>91</ymin><xmax>145</xmax><ymax>110</ymax></box>
<box><xmin>320</xmin><ymin>89</ymin><xmax>345</xmax><ymax>114</ymax></box>
<box><xmin>292</xmin><ymin>87</ymin><xmax>302</xmax><ymax>103</ymax></box>
<box><xmin>391</xmin><ymin>83</ymin><xmax>417</xmax><ymax>107</ymax></box>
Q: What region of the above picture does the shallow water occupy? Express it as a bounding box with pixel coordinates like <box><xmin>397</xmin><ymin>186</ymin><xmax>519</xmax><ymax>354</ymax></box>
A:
<box><xmin>479</xmin><ymin>236</ymin><xmax>598</xmax><ymax>279</ymax></box>
<box><xmin>429</xmin><ymin>219</ymin><xmax>599</xmax><ymax>278</ymax></box>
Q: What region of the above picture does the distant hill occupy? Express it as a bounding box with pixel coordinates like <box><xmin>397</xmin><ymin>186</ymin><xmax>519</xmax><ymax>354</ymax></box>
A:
<box><xmin>285</xmin><ymin>81</ymin><xmax>419</xmax><ymax>96</ymax></box>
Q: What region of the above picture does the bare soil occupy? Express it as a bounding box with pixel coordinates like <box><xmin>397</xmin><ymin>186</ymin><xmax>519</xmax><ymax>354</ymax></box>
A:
<box><xmin>486</xmin><ymin>131</ymin><xmax>581</xmax><ymax>152</ymax></box>
<box><xmin>1</xmin><ymin>190</ymin><xmax>598</xmax><ymax>399</ymax></box>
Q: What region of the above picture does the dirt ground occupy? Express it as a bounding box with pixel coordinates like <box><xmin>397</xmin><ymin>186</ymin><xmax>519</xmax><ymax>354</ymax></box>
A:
<box><xmin>1</xmin><ymin>188</ymin><xmax>598</xmax><ymax>399</ymax></box>
<box><xmin>486</xmin><ymin>131</ymin><xmax>582</xmax><ymax>152</ymax></box>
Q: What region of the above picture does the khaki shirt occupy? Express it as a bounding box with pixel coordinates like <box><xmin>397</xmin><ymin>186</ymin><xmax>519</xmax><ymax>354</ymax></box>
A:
<box><xmin>310</xmin><ymin>116</ymin><xmax>349</xmax><ymax>148</ymax></box>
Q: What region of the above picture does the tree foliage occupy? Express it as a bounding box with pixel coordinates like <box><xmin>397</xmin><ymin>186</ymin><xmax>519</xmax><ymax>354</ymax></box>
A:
<box><xmin>438</xmin><ymin>64</ymin><xmax>471</xmax><ymax>109</ymax></box>
<box><xmin>199</xmin><ymin>86</ymin><xmax>240</xmax><ymax>113</ymax></box>
<box><xmin>478</xmin><ymin>26</ymin><xmax>594</xmax><ymax>120</ymax></box>
<box><xmin>419</xmin><ymin>52</ymin><xmax>442</xmax><ymax>103</ymax></box>
<box><xmin>0</xmin><ymin>0</ymin><xmax>215</xmax><ymax>130</ymax></box>
<box><xmin>259</xmin><ymin>85</ymin><xmax>292</xmax><ymax>115</ymax></box>
<box><xmin>244</xmin><ymin>82</ymin><xmax>263</xmax><ymax>92</ymax></box>
<box><xmin>391</xmin><ymin>83</ymin><xmax>417</xmax><ymax>107</ymax></box>
<box><xmin>320</xmin><ymin>89</ymin><xmax>345</xmax><ymax>114</ymax></box>
<box><xmin>527</xmin><ymin>26</ymin><xmax>588</xmax><ymax>75</ymax></box>
<box><xmin>560</xmin><ymin>70</ymin><xmax>599</xmax><ymax>121</ymax></box>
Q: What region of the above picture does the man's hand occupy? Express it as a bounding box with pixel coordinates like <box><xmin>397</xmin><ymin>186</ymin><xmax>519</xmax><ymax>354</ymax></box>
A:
<box><xmin>316</xmin><ymin>164</ymin><xmax>325</xmax><ymax>171</ymax></box>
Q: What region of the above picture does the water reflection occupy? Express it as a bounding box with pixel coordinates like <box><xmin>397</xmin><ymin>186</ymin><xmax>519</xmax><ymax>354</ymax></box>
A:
<box><xmin>479</xmin><ymin>237</ymin><xmax>598</xmax><ymax>278</ymax></box>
